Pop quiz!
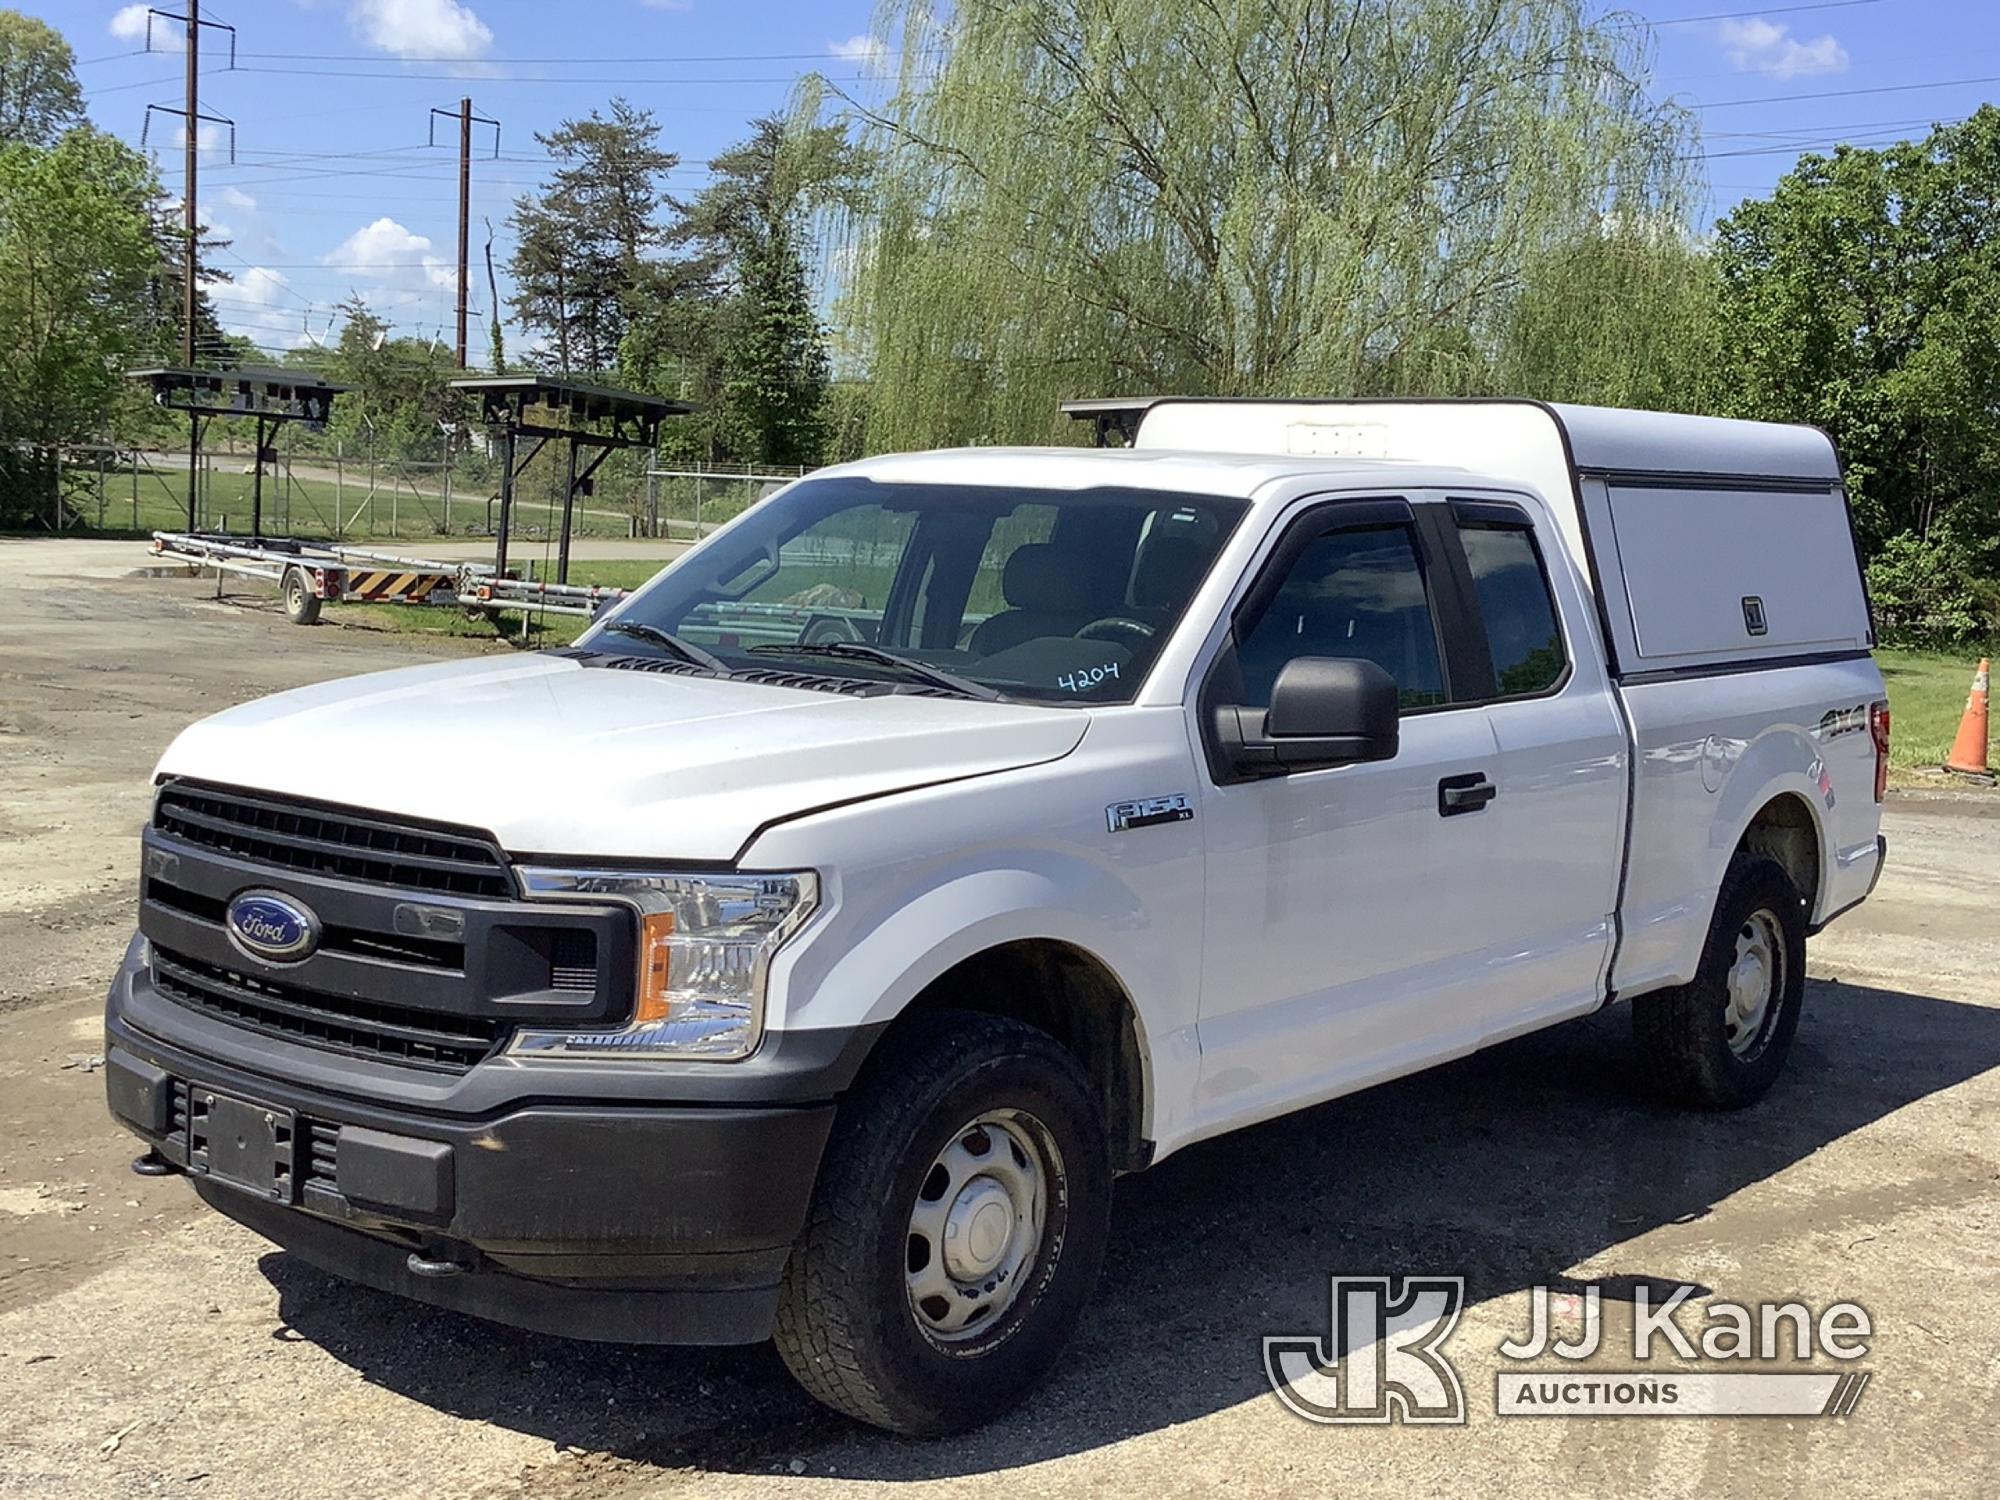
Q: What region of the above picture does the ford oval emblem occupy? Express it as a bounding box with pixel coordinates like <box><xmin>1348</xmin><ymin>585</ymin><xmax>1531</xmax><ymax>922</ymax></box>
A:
<box><xmin>225</xmin><ymin>890</ymin><xmax>320</xmax><ymax>963</ymax></box>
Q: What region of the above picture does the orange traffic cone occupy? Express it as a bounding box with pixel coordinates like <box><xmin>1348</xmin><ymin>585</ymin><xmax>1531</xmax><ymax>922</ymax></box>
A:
<box><xmin>1944</xmin><ymin>658</ymin><xmax>1991</xmax><ymax>778</ymax></box>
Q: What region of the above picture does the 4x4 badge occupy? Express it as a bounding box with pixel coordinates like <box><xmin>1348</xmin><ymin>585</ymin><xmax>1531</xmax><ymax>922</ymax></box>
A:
<box><xmin>1106</xmin><ymin>794</ymin><xmax>1194</xmax><ymax>834</ymax></box>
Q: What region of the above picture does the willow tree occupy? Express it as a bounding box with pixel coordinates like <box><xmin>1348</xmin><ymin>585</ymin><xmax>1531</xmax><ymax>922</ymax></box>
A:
<box><xmin>1495</xmin><ymin>224</ymin><xmax>1724</xmax><ymax>413</ymax></box>
<box><xmin>829</xmin><ymin>0</ymin><xmax>1701</xmax><ymax>449</ymax></box>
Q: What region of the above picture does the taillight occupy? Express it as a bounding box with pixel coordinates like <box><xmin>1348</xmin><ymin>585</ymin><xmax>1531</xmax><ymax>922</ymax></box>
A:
<box><xmin>1870</xmin><ymin>700</ymin><xmax>1891</xmax><ymax>802</ymax></box>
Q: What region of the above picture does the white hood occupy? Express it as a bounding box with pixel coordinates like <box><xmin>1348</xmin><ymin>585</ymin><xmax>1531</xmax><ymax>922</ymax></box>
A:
<box><xmin>154</xmin><ymin>653</ymin><xmax>1090</xmax><ymax>862</ymax></box>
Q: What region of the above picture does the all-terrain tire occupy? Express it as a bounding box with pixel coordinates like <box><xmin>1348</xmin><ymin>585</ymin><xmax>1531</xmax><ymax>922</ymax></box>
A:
<box><xmin>282</xmin><ymin>566</ymin><xmax>322</xmax><ymax>625</ymax></box>
<box><xmin>1633</xmin><ymin>853</ymin><xmax>1808</xmax><ymax>1109</ymax></box>
<box><xmin>773</xmin><ymin>1010</ymin><xmax>1111</xmax><ymax>1435</ymax></box>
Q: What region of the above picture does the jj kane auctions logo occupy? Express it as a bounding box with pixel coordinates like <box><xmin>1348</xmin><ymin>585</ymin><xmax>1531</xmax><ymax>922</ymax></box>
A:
<box><xmin>1264</xmin><ymin>1278</ymin><xmax>1873</xmax><ymax>1423</ymax></box>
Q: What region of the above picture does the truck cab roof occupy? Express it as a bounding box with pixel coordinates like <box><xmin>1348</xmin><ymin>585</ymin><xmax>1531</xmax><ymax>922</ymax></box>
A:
<box><xmin>818</xmin><ymin>445</ymin><xmax>1492</xmax><ymax>505</ymax></box>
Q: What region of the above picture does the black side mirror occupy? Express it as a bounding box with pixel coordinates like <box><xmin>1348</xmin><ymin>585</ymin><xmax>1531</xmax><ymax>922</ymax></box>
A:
<box><xmin>1214</xmin><ymin>657</ymin><xmax>1401</xmax><ymax>779</ymax></box>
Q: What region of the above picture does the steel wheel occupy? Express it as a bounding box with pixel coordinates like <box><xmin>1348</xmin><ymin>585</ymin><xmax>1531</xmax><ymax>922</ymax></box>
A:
<box><xmin>1724</xmin><ymin>908</ymin><xmax>1784</xmax><ymax>1058</ymax></box>
<box><xmin>905</xmin><ymin>1110</ymin><xmax>1053</xmax><ymax>1342</ymax></box>
<box><xmin>282</xmin><ymin>567</ymin><xmax>321</xmax><ymax>625</ymax></box>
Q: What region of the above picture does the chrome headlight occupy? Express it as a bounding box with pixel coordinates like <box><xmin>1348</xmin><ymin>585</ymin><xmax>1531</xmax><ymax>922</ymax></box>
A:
<box><xmin>511</xmin><ymin>868</ymin><xmax>817</xmax><ymax>1061</ymax></box>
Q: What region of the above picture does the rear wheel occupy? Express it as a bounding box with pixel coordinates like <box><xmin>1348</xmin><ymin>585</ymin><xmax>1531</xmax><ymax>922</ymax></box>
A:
<box><xmin>1633</xmin><ymin>854</ymin><xmax>1807</xmax><ymax>1108</ymax></box>
<box><xmin>282</xmin><ymin>566</ymin><xmax>322</xmax><ymax>625</ymax></box>
<box><xmin>774</xmin><ymin>1010</ymin><xmax>1110</xmax><ymax>1435</ymax></box>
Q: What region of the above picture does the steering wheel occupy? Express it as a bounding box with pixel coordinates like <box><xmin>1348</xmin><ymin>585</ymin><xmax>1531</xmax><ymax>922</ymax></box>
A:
<box><xmin>801</xmin><ymin>613</ymin><xmax>867</xmax><ymax>646</ymax></box>
<box><xmin>1076</xmin><ymin>616</ymin><xmax>1156</xmax><ymax>645</ymax></box>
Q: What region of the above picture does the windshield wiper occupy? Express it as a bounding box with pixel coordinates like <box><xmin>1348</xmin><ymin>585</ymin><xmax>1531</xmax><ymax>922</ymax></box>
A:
<box><xmin>749</xmin><ymin>641</ymin><xmax>1006</xmax><ymax>702</ymax></box>
<box><xmin>597</xmin><ymin>620</ymin><xmax>732</xmax><ymax>676</ymax></box>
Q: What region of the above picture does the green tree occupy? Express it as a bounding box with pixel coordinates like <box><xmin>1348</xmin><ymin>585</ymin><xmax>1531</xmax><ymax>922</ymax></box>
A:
<box><xmin>633</xmin><ymin>115</ymin><xmax>859</xmax><ymax>466</ymax></box>
<box><xmin>0</xmin><ymin>11</ymin><xmax>83</xmax><ymax>149</ymax></box>
<box><xmin>508</xmin><ymin>98</ymin><xmax>678</xmax><ymax>376</ymax></box>
<box><xmin>1864</xmin><ymin>528</ymin><xmax>1988</xmax><ymax>648</ymax></box>
<box><xmin>1714</xmin><ymin>107</ymin><xmax>2000</xmax><ymax>551</ymax></box>
<box><xmin>829</xmin><ymin>0</ymin><xmax>1698</xmax><ymax>450</ymax></box>
<box><xmin>1496</xmin><ymin>225</ymin><xmax>1724</xmax><ymax>412</ymax></box>
<box><xmin>0</xmin><ymin>126</ymin><xmax>165</xmax><ymax>522</ymax></box>
<box><xmin>312</xmin><ymin>294</ymin><xmax>460</xmax><ymax>459</ymax></box>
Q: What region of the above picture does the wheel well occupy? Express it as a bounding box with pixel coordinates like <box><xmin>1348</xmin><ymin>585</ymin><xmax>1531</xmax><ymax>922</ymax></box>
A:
<box><xmin>898</xmin><ymin>940</ymin><xmax>1150</xmax><ymax>1172</ymax></box>
<box><xmin>1737</xmin><ymin>794</ymin><xmax>1822</xmax><ymax>916</ymax></box>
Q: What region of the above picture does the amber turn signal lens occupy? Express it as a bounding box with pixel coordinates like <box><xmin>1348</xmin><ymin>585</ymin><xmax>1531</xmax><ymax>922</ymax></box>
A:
<box><xmin>635</xmin><ymin>910</ymin><xmax>677</xmax><ymax>1023</ymax></box>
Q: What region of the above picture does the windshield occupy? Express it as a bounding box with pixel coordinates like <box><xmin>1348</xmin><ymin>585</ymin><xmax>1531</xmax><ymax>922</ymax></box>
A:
<box><xmin>586</xmin><ymin>476</ymin><xmax>1248</xmax><ymax>705</ymax></box>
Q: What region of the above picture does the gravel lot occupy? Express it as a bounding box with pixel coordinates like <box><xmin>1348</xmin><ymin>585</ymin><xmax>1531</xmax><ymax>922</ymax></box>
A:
<box><xmin>3</xmin><ymin>539</ymin><xmax>1996</xmax><ymax>1499</ymax></box>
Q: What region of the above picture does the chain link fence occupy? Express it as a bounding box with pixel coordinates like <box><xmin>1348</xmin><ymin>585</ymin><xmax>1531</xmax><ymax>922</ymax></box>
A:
<box><xmin>6</xmin><ymin>430</ymin><xmax>808</xmax><ymax>547</ymax></box>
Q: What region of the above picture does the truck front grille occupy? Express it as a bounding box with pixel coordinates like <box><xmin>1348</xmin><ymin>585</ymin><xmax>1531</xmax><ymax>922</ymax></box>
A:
<box><xmin>150</xmin><ymin>945</ymin><xmax>503</xmax><ymax>1073</ymax></box>
<box><xmin>154</xmin><ymin>781</ymin><xmax>514</xmax><ymax>899</ymax></box>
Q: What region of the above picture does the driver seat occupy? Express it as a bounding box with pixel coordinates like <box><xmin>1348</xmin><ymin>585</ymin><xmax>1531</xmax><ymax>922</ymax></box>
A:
<box><xmin>967</xmin><ymin>544</ymin><xmax>1099</xmax><ymax>656</ymax></box>
<box><xmin>1129</xmin><ymin>531</ymin><xmax>1211</xmax><ymax>629</ymax></box>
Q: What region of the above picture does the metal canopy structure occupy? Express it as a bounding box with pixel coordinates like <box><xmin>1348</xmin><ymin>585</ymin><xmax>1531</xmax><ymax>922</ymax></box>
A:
<box><xmin>450</xmin><ymin>375</ymin><xmax>694</xmax><ymax>584</ymax></box>
<box><xmin>128</xmin><ymin>367</ymin><xmax>349</xmax><ymax>535</ymax></box>
<box><xmin>1060</xmin><ymin>397</ymin><xmax>1160</xmax><ymax>448</ymax></box>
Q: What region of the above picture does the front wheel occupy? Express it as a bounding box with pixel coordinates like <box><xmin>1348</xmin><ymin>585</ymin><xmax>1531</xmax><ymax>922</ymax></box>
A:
<box><xmin>1633</xmin><ymin>854</ymin><xmax>1808</xmax><ymax>1109</ymax></box>
<box><xmin>773</xmin><ymin>1010</ymin><xmax>1110</xmax><ymax>1435</ymax></box>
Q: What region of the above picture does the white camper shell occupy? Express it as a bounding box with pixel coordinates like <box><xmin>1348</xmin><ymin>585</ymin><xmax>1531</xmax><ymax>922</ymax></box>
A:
<box><xmin>1124</xmin><ymin>397</ymin><xmax>1875</xmax><ymax>679</ymax></box>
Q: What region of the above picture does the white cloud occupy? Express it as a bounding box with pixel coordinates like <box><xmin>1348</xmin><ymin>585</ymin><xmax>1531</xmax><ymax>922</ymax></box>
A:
<box><xmin>226</xmin><ymin>266</ymin><xmax>293</xmax><ymax>310</ymax></box>
<box><xmin>1717</xmin><ymin>18</ymin><xmax>1849</xmax><ymax>80</ymax></box>
<box><xmin>828</xmin><ymin>34</ymin><xmax>888</xmax><ymax>71</ymax></box>
<box><xmin>347</xmin><ymin>0</ymin><xmax>493</xmax><ymax>60</ymax></box>
<box><xmin>323</xmin><ymin>218</ymin><xmax>457</xmax><ymax>325</ymax></box>
<box><xmin>202</xmin><ymin>265</ymin><xmax>313</xmax><ymax>348</ymax></box>
<box><xmin>219</xmin><ymin>186</ymin><xmax>258</xmax><ymax>213</ymax></box>
<box><xmin>326</xmin><ymin>217</ymin><xmax>457</xmax><ymax>289</ymax></box>
<box><xmin>110</xmin><ymin>3</ymin><xmax>180</xmax><ymax>50</ymax></box>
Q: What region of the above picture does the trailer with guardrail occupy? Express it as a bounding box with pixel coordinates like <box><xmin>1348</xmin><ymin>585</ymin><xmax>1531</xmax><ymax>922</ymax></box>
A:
<box><xmin>148</xmin><ymin>531</ymin><xmax>631</xmax><ymax>626</ymax></box>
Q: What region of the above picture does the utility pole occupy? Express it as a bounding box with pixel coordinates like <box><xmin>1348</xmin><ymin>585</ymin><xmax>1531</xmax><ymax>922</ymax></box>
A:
<box><xmin>181</xmin><ymin>0</ymin><xmax>199</xmax><ymax>527</ymax></box>
<box><xmin>456</xmin><ymin>97</ymin><xmax>470</xmax><ymax>367</ymax></box>
<box><xmin>140</xmin><ymin>5</ymin><xmax>237</xmax><ymax>528</ymax></box>
<box><xmin>430</xmin><ymin>101</ymin><xmax>499</xmax><ymax>369</ymax></box>
<box><xmin>182</xmin><ymin>0</ymin><xmax>198</xmax><ymax>367</ymax></box>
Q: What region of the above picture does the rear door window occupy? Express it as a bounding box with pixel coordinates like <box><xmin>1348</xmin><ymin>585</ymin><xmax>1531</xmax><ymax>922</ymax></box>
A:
<box><xmin>1457</xmin><ymin>519</ymin><xmax>1567</xmax><ymax>697</ymax></box>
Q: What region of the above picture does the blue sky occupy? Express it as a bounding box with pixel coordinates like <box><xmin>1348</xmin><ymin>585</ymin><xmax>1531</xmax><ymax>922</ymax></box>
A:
<box><xmin>34</xmin><ymin>0</ymin><xmax>2000</xmax><ymax>361</ymax></box>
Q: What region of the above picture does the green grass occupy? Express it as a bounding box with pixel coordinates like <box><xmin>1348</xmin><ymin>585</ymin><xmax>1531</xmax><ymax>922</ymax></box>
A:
<box><xmin>1878</xmin><ymin>647</ymin><xmax>1991</xmax><ymax>772</ymax></box>
<box><xmin>320</xmin><ymin>555</ymin><xmax>678</xmax><ymax>647</ymax></box>
<box><xmin>82</xmin><ymin>466</ymin><xmax>444</xmax><ymax>539</ymax></box>
<box><xmin>537</xmin><ymin>560</ymin><xmax>671</xmax><ymax>591</ymax></box>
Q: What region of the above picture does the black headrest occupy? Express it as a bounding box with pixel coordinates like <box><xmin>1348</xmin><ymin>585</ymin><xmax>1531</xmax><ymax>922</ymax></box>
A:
<box><xmin>1002</xmin><ymin>543</ymin><xmax>1092</xmax><ymax>614</ymax></box>
<box><xmin>1131</xmin><ymin>533</ymin><xmax>1210</xmax><ymax>610</ymax></box>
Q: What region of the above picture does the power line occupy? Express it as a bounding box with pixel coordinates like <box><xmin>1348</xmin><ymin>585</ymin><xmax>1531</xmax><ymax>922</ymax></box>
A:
<box><xmin>84</xmin><ymin>64</ymin><xmax>240</xmax><ymax>99</ymax></box>
<box><xmin>1699</xmin><ymin>119</ymin><xmax>1969</xmax><ymax>159</ymax></box>
<box><xmin>1693</xmin><ymin>74</ymin><xmax>2000</xmax><ymax>110</ymax></box>
<box><xmin>230</xmin><ymin>48</ymin><xmax>896</xmax><ymax>64</ymax></box>
<box><xmin>1647</xmin><ymin>0</ymin><xmax>1884</xmax><ymax>25</ymax></box>
<box><xmin>223</xmin><ymin>261</ymin><xmax>503</xmax><ymax>271</ymax></box>
<box><xmin>1706</xmin><ymin>113</ymin><xmax>1969</xmax><ymax>138</ymax></box>
<box><xmin>233</xmin><ymin>65</ymin><xmax>875</xmax><ymax>85</ymax></box>
<box><xmin>213</xmin><ymin>65</ymin><xmax>877</xmax><ymax>99</ymax></box>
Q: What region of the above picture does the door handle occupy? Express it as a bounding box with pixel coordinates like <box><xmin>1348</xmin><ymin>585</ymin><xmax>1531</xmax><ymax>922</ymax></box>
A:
<box><xmin>1438</xmin><ymin>772</ymin><xmax>1497</xmax><ymax>817</ymax></box>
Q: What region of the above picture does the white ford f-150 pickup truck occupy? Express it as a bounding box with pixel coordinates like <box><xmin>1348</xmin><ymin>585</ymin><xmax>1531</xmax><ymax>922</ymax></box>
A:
<box><xmin>106</xmin><ymin>398</ymin><xmax>1888</xmax><ymax>1434</ymax></box>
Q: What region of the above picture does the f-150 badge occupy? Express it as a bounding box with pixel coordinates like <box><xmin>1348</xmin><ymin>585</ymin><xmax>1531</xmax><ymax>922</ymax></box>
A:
<box><xmin>1107</xmin><ymin>794</ymin><xmax>1194</xmax><ymax>833</ymax></box>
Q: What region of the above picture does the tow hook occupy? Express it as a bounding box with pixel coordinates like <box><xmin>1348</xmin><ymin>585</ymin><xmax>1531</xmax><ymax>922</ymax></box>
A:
<box><xmin>406</xmin><ymin>1250</ymin><xmax>476</xmax><ymax>1279</ymax></box>
<box><xmin>131</xmin><ymin>1150</ymin><xmax>175</xmax><ymax>1177</ymax></box>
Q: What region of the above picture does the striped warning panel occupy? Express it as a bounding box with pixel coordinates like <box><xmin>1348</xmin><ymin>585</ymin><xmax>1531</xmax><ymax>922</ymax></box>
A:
<box><xmin>345</xmin><ymin>570</ymin><xmax>450</xmax><ymax>602</ymax></box>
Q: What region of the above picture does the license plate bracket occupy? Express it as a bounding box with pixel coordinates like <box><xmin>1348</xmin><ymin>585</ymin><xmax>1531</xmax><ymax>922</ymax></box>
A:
<box><xmin>193</xmin><ymin>1089</ymin><xmax>296</xmax><ymax>1202</ymax></box>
